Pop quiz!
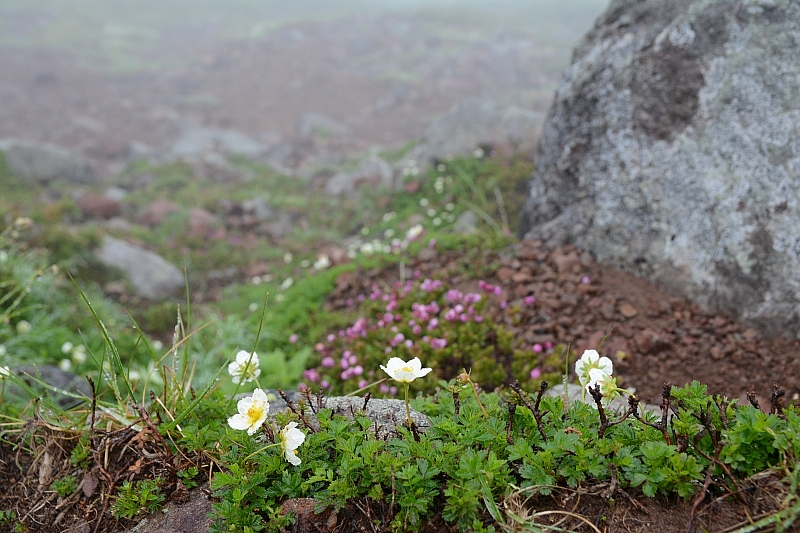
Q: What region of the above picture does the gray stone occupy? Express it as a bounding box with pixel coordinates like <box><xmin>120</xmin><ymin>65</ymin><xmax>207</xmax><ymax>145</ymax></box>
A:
<box><xmin>243</xmin><ymin>390</ymin><xmax>431</xmax><ymax>439</ymax></box>
<box><xmin>412</xmin><ymin>98</ymin><xmax>542</xmax><ymax>166</ymax></box>
<box><xmin>0</xmin><ymin>139</ymin><xmax>94</xmax><ymax>184</ymax></box>
<box><xmin>313</xmin><ymin>396</ymin><xmax>430</xmax><ymax>438</ymax></box>
<box><xmin>95</xmin><ymin>236</ymin><xmax>184</xmax><ymax>300</ymax></box>
<box><xmin>325</xmin><ymin>155</ymin><xmax>393</xmax><ymax>195</ymax></box>
<box><xmin>545</xmin><ymin>383</ymin><xmax>660</xmax><ymax>417</ymax></box>
<box><xmin>296</xmin><ymin>113</ymin><xmax>348</xmax><ymax>143</ymax></box>
<box><xmin>452</xmin><ymin>210</ymin><xmax>479</xmax><ymax>234</ymax></box>
<box><xmin>520</xmin><ymin>0</ymin><xmax>800</xmax><ymax>337</ymax></box>
<box><xmin>169</xmin><ymin>126</ymin><xmax>267</xmax><ymax>161</ymax></box>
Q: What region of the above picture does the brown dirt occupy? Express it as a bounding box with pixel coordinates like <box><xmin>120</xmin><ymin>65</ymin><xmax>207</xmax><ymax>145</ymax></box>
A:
<box><xmin>328</xmin><ymin>240</ymin><xmax>800</xmax><ymax>407</ymax></box>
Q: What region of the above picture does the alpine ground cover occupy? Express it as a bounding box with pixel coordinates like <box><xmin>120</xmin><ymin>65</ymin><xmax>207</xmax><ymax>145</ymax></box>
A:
<box><xmin>1</xmin><ymin>151</ymin><xmax>800</xmax><ymax>532</ymax></box>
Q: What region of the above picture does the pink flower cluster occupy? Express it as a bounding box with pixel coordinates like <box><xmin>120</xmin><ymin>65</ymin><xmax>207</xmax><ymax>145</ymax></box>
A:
<box><xmin>478</xmin><ymin>280</ymin><xmax>503</xmax><ymax>296</ymax></box>
<box><xmin>302</xmin><ymin>277</ymin><xmax>495</xmax><ymax>395</ymax></box>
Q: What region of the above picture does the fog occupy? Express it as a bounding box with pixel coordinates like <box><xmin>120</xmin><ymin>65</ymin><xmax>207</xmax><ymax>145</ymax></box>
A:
<box><xmin>0</xmin><ymin>0</ymin><xmax>608</xmax><ymax>175</ymax></box>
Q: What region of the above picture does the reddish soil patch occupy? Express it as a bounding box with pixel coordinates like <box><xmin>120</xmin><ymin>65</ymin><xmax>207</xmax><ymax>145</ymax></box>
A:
<box><xmin>328</xmin><ymin>239</ymin><xmax>800</xmax><ymax>406</ymax></box>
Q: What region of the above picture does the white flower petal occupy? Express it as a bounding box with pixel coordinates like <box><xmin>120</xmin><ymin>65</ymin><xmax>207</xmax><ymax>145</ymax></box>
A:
<box><xmin>280</xmin><ymin>422</ymin><xmax>306</xmax><ymax>466</ymax></box>
<box><xmin>285</xmin><ymin>448</ymin><xmax>301</xmax><ymax>466</ymax></box>
<box><xmin>227</xmin><ymin>413</ymin><xmax>252</xmax><ymax>431</ymax></box>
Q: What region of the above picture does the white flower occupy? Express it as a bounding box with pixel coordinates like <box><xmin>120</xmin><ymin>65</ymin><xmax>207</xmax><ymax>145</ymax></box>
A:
<box><xmin>227</xmin><ymin>388</ymin><xmax>270</xmax><ymax>435</ymax></box>
<box><xmin>61</xmin><ymin>342</ymin><xmax>74</xmax><ymax>355</ymax></box>
<box><xmin>575</xmin><ymin>349</ymin><xmax>613</xmax><ymax>387</ymax></box>
<box><xmin>586</xmin><ymin>368</ymin><xmax>621</xmax><ymax>406</ymax></box>
<box><xmin>72</xmin><ymin>346</ymin><xmax>87</xmax><ymax>364</ymax></box>
<box><xmin>15</xmin><ymin>320</ymin><xmax>31</xmax><ymax>335</ymax></box>
<box><xmin>278</xmin><ymin>278</ymin><xmax>294</xmax><ymax>292</ymax></box>
<box><xmin>279</xmin><ymin>422</ymin><xmax>306</xmax><ymax>466</ymax></box>
<box><xmin>360</xmin><ymin>242</ymin><xmax>375</xmax><ymax>256</ymax></box>
<box><xmin>313</xmin><ymin>254</ymin><xmax>331</xmax><ymax>270</ymax></box>
<box><xmin>405</xmin><ymin>224</ymin><xmax>424</xmax><ymax>241</ymax></box>
<box><xmin>380</xmin><ymin>357</ymin><xmax>432</xmax><ymax>383</ymax></box>
<box><xmin>58</xmin><ymin>359</ymin><xmax>72</xmax><ymax>372</ymax></box>
<box><xmin>228</xmin><ymin>350</ymin><xmax>261</xmax><ymax>384</ymax></box>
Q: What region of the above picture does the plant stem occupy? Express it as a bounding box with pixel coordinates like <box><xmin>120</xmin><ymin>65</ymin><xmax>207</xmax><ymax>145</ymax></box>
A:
<box><xmin>404</xmin><ymin>383</ymin><xmax>412</xmax><ymax>427</ymax></box>
<box><xmin>470</xmin><ymin>381</ymin><xmax>488</xmax><ymax>417</ymax></box>
<box><xmin>244</xmin><ymin>442</ymin><xmax>279</xmax><ymax>462</ymax></box>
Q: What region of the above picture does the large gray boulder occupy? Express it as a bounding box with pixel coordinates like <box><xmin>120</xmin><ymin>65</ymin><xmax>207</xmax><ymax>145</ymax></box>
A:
<box><xmin>0</xmin><ymin>139</ymin><xmax>94</xmax><ymax>184</ymax></box>
<box><xmin>95</xmin><ymin>236</ymin><xmax>184</xmax><ymax>300</ymax></box>
<box><xmin>520</xmin><ymin>0</ymin><xmax>800</xmax><ymax>337</ymax></box>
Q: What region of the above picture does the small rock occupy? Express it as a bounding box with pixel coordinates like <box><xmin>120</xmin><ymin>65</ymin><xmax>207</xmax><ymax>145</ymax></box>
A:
<box><xmin>95</xmin><ymin>236</ymin><xmax>184</xmax><ymax>300</ymax></box>
<box><xmin>619</xmin><ymin>303</ymin><xmax>638</xmax><ymax>318</ymax></box>
<box><xmin>0</xmin><ymin>138</ymin><xmax>94</xmax><ymax>184</ymax></box>
<box><xmin>452</xmin><ymin>210</ymin><xmax>478</xmax><ymax>234</ymax></box>
<box><xmin>77</xmin><ymin>193</ymin><xmax>122</xmax><ymax>219</ymax></box>
<box><xmin>633</xmin><ymin>329</ymin><xmax>668</xmax><ymax>355</ymax></box>
<box><xmin>138</xmin><ymin>199</ymin><xmax>181</xmax><ymax>227</ymax></box>
<box><xmin>496</xmin><ymin>266</ymin><xmax>516</xmax><ymax>282</ymax></box>
<box><xmin>550</xmin><ymin>249</ymin><xmax>581</xmax><ymax>275</ymax></box>
<box><xmin>742</xmin><ymin>328</ymin><xmax>760</xmax><ymax>342</ymax></box>
<box><xmin>188</xmin><ymin>208</ymin><xmax>219</xmax><ymax>237</ymax></box>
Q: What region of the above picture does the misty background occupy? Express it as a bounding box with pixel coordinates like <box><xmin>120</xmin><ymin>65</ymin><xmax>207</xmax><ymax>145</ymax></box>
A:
<box><xmin>0</xmin><ymin>0</ymin><xmax>607</xmax><ymax>177</ymax></box>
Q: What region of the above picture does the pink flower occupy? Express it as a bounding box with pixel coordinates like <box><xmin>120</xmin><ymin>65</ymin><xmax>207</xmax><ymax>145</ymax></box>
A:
<box><xmin>524</xmin><ymin>295</ymin><xmax>536</xmax><ymax>305</ymax></box>
<box><xmin>474</xmin><ymin>315</ymin><xmax>484</xmax><ymax>323</ymax></box>
<box><xmin>327</xmin><ymin>334</ymin><xmax>335</xmax><ymax>342</ymax></box>
<box><xmin>582</xmin><ymin>276</ymin><xmax>591</xmax><ymax>284</ymax></box>
<box><xmin>320</xmin><ymin>380</ymin><xmax>330</xmax><ymax>388</ymax></box>
<box><xmin>545</xmin><ymin>341</ymin><xmax>554</xmax><ymax>350</ymax></box>
<box><xmin>321</xmin><ymin>357</ymin><xmax>335</xmax><ymax>368</ymax></box>
<box><xmin>315</xmin><ymin>343</ymin><xmax>324</xmax><ymax>352</ymax></box>
<box><xmin>532</xmin><ymin>344</ymin><xmax>543</xmax><ymax>353</ymax></box>
<box><xmin>530</xmin><ymin>368</ymin><xmax>542</xmax><ymax>379</ymax></box>
<box><xmin>430</xmin><ymin>338</ymin><xmax>447</xmax><ymax>349</ymax></box>
<box><xmin>289</xmin><ymin>334</ymin><xmax>298</xmax><ymax>344</ymax></box>
<box><xmin>358</xmin><ymin>380</ymin><xmax>368</xmax><ymax>388</ymax></box>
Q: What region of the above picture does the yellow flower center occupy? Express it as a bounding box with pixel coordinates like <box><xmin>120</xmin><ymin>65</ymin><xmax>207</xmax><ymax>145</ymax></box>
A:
<box><xmin>247</xmin><ymin>402</ymin><xmax>265</xmax><ymax>423</ymax></box>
